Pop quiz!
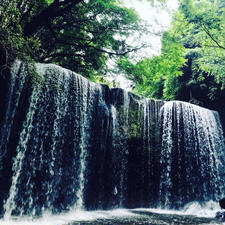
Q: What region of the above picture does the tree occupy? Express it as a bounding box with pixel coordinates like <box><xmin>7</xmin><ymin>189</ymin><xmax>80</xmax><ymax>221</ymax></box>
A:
<box><xmin>0</xmin><ymin>0</ymin><xmax>143</xmax><ymax>77</ymax></box>
<box><xmin>118</xmin><ymin>0</ymin><xmax>225</xmax><ymax>104</ymax></box>
<box><xmin>179</xmin><ymin>0</ymin><xmax>225</xmax><ymax>87</ymax></box>
<box><xmin>160</xmin><ymin>0</ymin><xmax>225</xmax><ymax>111</ymax></box>
<box><xmin>117</xmin><ymin>15</ymin><xmax>187</xmax><ymax>100</ymax></box>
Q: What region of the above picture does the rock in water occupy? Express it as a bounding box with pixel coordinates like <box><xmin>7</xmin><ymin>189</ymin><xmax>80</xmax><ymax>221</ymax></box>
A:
<box><xmin>219</xmin><ymin>198</ymin><xmax>225</xmax><ymax>209</ymax></box>
<box><xmin>216</xmin><ymin>211</ymin><xmax>225</xmax><ymax>221</ymax></box>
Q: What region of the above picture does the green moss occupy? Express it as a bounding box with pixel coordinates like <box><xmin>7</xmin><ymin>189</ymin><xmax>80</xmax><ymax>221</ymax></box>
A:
<box><xmin>27</xmin><ymin>64</ymin><xmax>60</xmax><ymax>92</ymax></box>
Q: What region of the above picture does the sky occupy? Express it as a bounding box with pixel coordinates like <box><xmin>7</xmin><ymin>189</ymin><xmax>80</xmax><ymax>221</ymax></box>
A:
<box><xmin>126</xmin><ymin>0</ymin><xmax>180</xmax><ymax>27</ymax></box>
<box><xmin>125</xmin><ymin>0</ymin><xmax>180</xmax><ymax>57</ymax></box>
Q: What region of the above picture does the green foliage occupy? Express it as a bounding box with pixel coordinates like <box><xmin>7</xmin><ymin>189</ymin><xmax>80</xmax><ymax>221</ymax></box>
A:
<box><xmin>179</xmin><ymin>0</ymin><xmax>225</xmax><ymax>87</ymax></box>
<box><xmin>118</xmin><ymin>25</ymin><xmax>187</xmax><ymax>100</ymax></box>
<box><xmin>152</xmin><ymin>0</ymin><xmax>225</xmax><ymax>104</ymax></box>
<box><xmin>118</xmin><ymin>0</ymin><xmax>225</xmax><ymax>104</ymax></box>
<box><xmin>46</xmin><ymin>0</ymin><xmax>54</xmax><ymax>4</ymax></box>
<box><xmin>3</xmin><ymin>0</ymin><xmax>224</xmax><ymax>106</ymax></box>
<box><xmin>89</xmin><ymin>73</ymin><xmax>116</xmax><ymax>88</ymax></box>
<box><xmin>27</xmin><ymin>63</ymin><xmax>60</xmax><ymax>91</ymax></box>
<box><xmin>0</xmin><ymin>0</ymin><xmax>142</xmax><ymax>80</ymax></box>
<box><xmin>27</xmin><ymin>64</ymin><xmax>45</xmax><ymax>86</ymax></box>
<box><xmin>127</xmin><ymin>108</ymin><xmax>143</xmax><ymax>139</ymax></box>
<box><xmin>0</xmin><ymin>1</ymin><xmax>36</xmax><ymax>62</ymax></box>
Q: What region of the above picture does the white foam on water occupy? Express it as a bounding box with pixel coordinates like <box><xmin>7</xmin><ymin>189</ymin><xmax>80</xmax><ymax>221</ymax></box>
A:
<box><xmin>182</xmin><ymin>201</ymin><xmax>221</xmax><ymax>217</ymax></box>
<box><xmin>0</xmin><ymin>202</ymin><xmax>221</xmax><ymax>225</ymax></box>
<box><xmin>0</xmin><ymin>208</ymin><xmax>136</xmax><ymax>225</ymax></box>
<box><xmin>132</xmin><ymin>201</ymin><xmax>221</xmax><ymax>218</ymax></box>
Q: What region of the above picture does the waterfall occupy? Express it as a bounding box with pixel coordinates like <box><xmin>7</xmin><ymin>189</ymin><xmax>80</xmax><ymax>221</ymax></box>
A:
<box><xmin>0</xmin><ymin>62</ymin><xmax>27</xmax><ymax>161</ymax></box>
<box><xmin>159</xmin><ymin>101</ymin><xmax>225</xmax><ymax>208</ymax></box>
<box><xmin>4</xmin><ymin>83</ymin><xmax>41</xmax><ymax>218</ymax></box>
<box><xmin>0</xmin><ymin>61</ymin><xmax>225</xmax><ymax>218</ymax></box>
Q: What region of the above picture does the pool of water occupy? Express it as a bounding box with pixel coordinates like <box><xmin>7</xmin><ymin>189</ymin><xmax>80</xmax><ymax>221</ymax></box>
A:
<box><xmin>0</xmin><ymin>201</ymin><xmax>223</xmax><ymax>225</ymax></box>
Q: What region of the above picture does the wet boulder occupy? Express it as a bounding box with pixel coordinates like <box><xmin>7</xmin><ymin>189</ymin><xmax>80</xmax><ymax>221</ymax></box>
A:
<box><xmin>219</xmin><ymin>198</ymin><xmax>225</xmax><ymax>209</ymax></box>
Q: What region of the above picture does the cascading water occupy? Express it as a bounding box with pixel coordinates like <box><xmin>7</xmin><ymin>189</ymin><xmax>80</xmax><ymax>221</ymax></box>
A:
<box><xmin>0</xmin><ymin>60</ymin><xmax>225</xmax><ymax>220</ymax></box>
<box><xmin>159</xmin><ymin>101</ymin><xmax>225</xmax><ymax>208</ymax></box>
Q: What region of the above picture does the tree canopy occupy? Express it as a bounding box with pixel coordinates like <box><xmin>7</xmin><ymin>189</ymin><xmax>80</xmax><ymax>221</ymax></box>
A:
<box><xmin>117</xmin><ymin>0</ymin><xmax>225</xmax><ymax>108</ymax></box>
<box><xmin>1</xmin><ymin>0</ymin><xmax>225</xmax><ymax>111</ymax></box>
<box><xmin>117</xmin><ymin>11</ymin><xmax>187</xmax><ymax>100</ymax></box>
<box><xmin>179</xmin><ymin>0</ymin><xmax>225</xmax><ymax>86</ymax></box>
<box><xmin>172</xmin><ymin>0</ymin><xmax>225</xmax><ymax>105</ymax></box>
<box><xmin>0</xmin><ymin>0</ymin><xmax>145</xmax><ymax>77</ymax></box>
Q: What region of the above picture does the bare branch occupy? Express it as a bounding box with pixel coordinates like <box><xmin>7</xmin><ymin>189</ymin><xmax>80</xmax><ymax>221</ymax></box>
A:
<box><xmin>201</xmin><ymin>23</ymin><xmax>225</xmax><ymax>50</ymax></box>
<box><xmin>90</xmin><ymin>45</ymin><xmax>145</xmax><ymax>56</ymax></box>
<box><xmin>44</xmin><ymin>52</ymin><xmax>85</xmax><ymax>61</ymax></box>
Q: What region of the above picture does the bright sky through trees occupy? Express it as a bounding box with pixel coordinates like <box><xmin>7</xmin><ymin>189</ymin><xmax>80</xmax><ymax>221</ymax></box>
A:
<box><xmin>109</xmin><ymin>0</ymin><xmax>180</xmax><ymax>89</ymax></box>
<box><xmin>126</xmin><ymin>0</ymin><xmax>180</xmax><ymax>57</ymax></box>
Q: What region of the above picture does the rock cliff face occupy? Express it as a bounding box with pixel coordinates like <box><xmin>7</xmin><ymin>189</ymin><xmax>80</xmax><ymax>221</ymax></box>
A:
<box><xmin>0</xmin><ymin>61</ymin><xmax>225</xmax><ymax>218</ymax></box>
